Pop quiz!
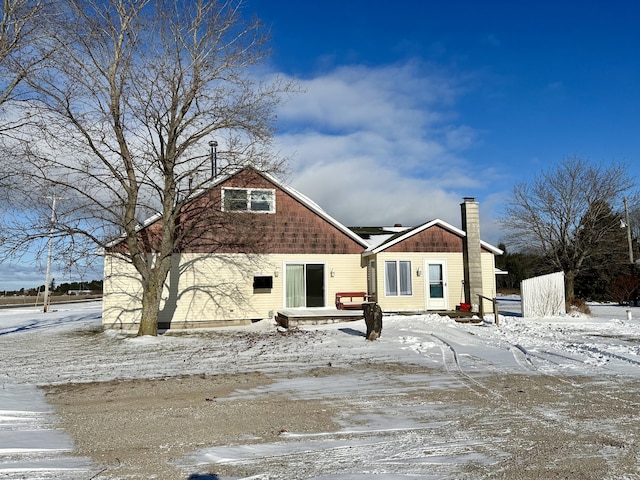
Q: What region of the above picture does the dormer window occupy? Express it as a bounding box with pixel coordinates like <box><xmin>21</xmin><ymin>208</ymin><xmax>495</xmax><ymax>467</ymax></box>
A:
<box><xmin>222</xmin><ymin>187</ymin><xmax>275</xmax><ymax>213</ymax></box>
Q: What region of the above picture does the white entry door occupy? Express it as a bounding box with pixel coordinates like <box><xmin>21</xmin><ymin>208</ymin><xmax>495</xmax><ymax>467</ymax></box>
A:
<box><xmin>425</xmin><ymin>260</ymin><xmax>448</xmax><ymax>310</ymax></box>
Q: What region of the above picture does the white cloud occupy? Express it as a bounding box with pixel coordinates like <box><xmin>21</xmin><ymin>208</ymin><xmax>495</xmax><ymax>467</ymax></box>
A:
<box><xmin>0</xmin><ymin>262</ymin><xmax>49</xmax><ymax>291</ymax></box>
<box><xmin>279</xmin><ymin>62</ymin><xmax>459</xmax><ymax>136</ymax></box>
<box><xmin>292</xmin><ymin>159</ymin><xmax>464</xmax><ymax>227</ymax></box>
<box><xmin>274</xmin><ymin>61</ymin><xmax>504</xmax><ymax>244</ymax></box>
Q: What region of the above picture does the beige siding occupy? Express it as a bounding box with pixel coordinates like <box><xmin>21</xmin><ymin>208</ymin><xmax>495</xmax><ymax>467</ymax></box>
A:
<box><xmin>103</xmin><ymin>249</ymin><xmax>498</xmax><ymax>328</ymax></box>
<box><xmin>480</xmin><ymin>252</ymin><xmax>498</xmax><ymax>309</ymax></box>
<box><xmin>102</xmin><ymin>254</ymin><xmax>143</xmax><ymax>328</ymax></box>
<box><xmin>369</xmin><ymin>252</ymin><xmax>496</xmax><ymax>313</ymax></box>
<box><xmin>102</xmin><ymin>252</ymin><xmax>365</xmax><ymax>329</ymax></box>
<box><xmin>371</xmin><ymin>252</ymin><xmax>461</xmax><ymax>312</ymax></box>
<box><xmin>241</xmin><ymin>253</ymin><xmax>367</xmax><ymax>316</ymax></box>
<box><xmin>444</xmin><ymin>254</ymin><xmax>466</xmax><ymax>309</ymax></box>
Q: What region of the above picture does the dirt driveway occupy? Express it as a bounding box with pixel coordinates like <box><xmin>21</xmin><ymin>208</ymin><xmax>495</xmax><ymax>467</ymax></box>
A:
<box><xmin>46</xmin><ymin>362</ymin><xmax>640</xmax><ymax>479</ymax></box>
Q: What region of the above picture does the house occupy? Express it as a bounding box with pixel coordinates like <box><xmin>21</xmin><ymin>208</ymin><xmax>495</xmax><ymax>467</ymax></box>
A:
<box><xmin>102</xmin><ymin>167</ymin><xmax>501</xmax><ymax>330</ymax></box>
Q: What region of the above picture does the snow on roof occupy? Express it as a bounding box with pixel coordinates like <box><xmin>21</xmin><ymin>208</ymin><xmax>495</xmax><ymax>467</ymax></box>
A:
<box><xmin>362</xmin><ymin>218</ymin><xmax>503</xmax><ymax>256</ymax></box>
<box><xmin>347</xmin><ymin>226</ymin><xmax>412</xmax><ymax>248</ymax></box>
<box><xmin>364</xmin><ymin>233</ymin><xmax>397</xmax><ymax>249</ymax></box>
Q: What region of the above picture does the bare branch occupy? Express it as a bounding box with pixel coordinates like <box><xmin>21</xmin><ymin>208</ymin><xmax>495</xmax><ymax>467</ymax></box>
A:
<box><xmin>3</xmin><ymin>0</ymin><xmax>297</xmax><ymax>334</ymax></box>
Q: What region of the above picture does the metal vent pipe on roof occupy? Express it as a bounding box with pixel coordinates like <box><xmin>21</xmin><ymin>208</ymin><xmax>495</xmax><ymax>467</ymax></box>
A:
<box><xmin>209</xmin><ymin>140</ymin><xmax>218</xmax><ymax>178</ymax></box>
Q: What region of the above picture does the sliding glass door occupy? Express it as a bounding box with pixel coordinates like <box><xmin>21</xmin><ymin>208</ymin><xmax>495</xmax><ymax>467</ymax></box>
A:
<box><xmin>285</xmin><ymin>263</ymin><xmax>325</xmax><ymax>308</ymax></box>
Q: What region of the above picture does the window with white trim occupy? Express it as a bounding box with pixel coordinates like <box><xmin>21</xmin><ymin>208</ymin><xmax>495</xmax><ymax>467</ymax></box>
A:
<box><xmin>222</xmin><ymin>188</ymin><xmax>275</xmax><ymax>213</ymax></box>
<box><xmin>384</xmin><ymin>260</ymin><xmax>412</xmax><ymax>296</ymax></box>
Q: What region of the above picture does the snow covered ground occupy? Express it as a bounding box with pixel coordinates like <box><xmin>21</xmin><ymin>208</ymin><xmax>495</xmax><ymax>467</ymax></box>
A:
<box><xmin>1</xmin><ymin>298</ymin><xmax>640</xmax><ymax>479</ymax></box>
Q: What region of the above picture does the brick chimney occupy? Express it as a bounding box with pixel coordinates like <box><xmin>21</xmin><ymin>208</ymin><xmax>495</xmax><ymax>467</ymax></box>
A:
<box><xmin>461</xmin><ymin>197</ymin><xmax>483</xmax><ymax>308</ymax></box>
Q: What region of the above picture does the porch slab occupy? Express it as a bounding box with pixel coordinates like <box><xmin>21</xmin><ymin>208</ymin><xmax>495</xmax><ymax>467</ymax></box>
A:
<box><xmin>276</xmin><ymin>308</ymin><xmax>364</xmax><ymax>328</ymax></box>
<box><xmin>276</xmin><ymin>308</ymin><xmax>479</xmax><ymax>328</ymax></box>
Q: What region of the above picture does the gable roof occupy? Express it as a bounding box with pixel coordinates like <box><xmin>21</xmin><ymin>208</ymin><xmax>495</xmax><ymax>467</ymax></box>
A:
<box><xmin>106</xmin><ymin>166</ymin><xmax>369</xmax><ymax>249</ymax></box>
<box><xmin>362</xmin><ymin>218</ymin><xmax>503</xmax><ymax>256</ymax></box>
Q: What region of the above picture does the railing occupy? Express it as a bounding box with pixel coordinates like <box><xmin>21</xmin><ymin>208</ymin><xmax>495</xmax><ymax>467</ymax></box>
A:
<box><xmin>477</xmin><ymin>294</ymin><xmax>500</xmax><ymax>325</ymax></box>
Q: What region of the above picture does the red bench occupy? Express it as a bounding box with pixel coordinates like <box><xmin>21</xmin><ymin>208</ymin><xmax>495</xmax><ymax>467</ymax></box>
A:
<box><xmin>335</xmin><ymin>292</ymin><xmax>370</xmax><ymax>310</ymax></box>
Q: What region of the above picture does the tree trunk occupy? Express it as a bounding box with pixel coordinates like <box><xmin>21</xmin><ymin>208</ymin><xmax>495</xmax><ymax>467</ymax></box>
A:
<box><xmin>363</xmin><ymin>302</ymin><xmax>383</xmax><ymax>341</ymax></box>
<box><xmin>565</xmin><ymin>271</ymin><xmax>575</xmax><ymax>302</ymax></box>
<box><xmin>138</xmin><ymin>277</ymin><xmax>163</xmax><ymax>336</ymax></box>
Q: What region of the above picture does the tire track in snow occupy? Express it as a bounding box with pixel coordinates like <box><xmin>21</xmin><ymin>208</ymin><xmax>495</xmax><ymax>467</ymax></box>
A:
<box><xmin>511</xmin><ymin>344</ymin><xmax>588</xmax><ymax>389</ymax></box>
<box><xmin>431</xmin><ymin>335</ymin><xmax>640</xmax><ymax>446</ymax></box>
<box><xmin>572</xmin><ymin>343</ymin><xmax>640</xmax><ymax>366</ymax></box>
<box><xmin>430</xmin><ymin>334</ymin><xmax>640</xmax><ymax>436</ymax></box>
<box><xmin>508</xmin><ymin>343</ymin><xmax>589</xmax><ymax>374</ymax></box>
<box><xmin>511</xmin><ymin>344</ymin><xmax>640</xmax><ymax>411</ymax></box>
<box><xmin>509</xmin><ymin>344</ymin><xmax>539</xmax><ymax>373</ymax></box>
<box><xmin>429</xmin><ymin>334</ymin><xmax>505</xmax><ymax>401</ymax></box>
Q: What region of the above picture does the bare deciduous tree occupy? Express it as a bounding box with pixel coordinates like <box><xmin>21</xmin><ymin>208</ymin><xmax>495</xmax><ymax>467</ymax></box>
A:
<box><xmin>0</xmin><ymin>0</ymin><xmax>51</xmax><ymax>190</ymax></box>
<box><xmin>5</xmin><ymin>0</ymin><xmax>296</xmax><ymax>335</ymax></box>
<box><xmin>0</xmin><ymin>0</ymin><xmax>48</xmax><ymax>104</ymax></box>
<box><xmin>501</xmin><ymin>157</ymin><xmax>636</xmax><ymax>300</ymax></box>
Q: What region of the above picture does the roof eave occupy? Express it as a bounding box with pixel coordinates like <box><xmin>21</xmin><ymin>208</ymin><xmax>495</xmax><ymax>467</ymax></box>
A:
<box><xmin>363</xmin><ymin>218</ymin><xmax>502</xmax><ymax>256</ymax></box>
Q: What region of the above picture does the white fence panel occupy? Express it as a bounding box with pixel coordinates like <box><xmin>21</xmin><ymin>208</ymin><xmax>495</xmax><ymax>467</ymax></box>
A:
<box><xmin>521</xmin><ymin>271</ymin><xmax>566</xmax><ymax>318</ymax></box>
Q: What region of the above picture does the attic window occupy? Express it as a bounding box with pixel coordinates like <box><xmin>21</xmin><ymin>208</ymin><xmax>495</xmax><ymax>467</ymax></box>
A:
<box><xmin>222</xmin><ymin>188</ymin><xmax>275</xmax><ymax>213</ymax></box>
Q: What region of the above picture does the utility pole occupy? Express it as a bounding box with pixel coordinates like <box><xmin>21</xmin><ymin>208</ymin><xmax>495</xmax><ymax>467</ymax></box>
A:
<box><xmin>624</xmin><ymin>196</ymin><xmax>634</xmax><ymax>264</ymax></box>
<box><xmin>43</xmin><ymin>195</ymin><xmax>61</xmax><ymax>312</ymax></box>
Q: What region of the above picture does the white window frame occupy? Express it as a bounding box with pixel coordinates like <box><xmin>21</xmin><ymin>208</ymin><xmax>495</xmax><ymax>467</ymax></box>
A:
<box><xmin>384</xmin><ymin>260</ymin><xmax>413</xmax><ymax>297</ymax></box>
<box><xmin>283</xmin><ymin>261</ymin><xmax>327</xmax><ymax>308</ymax></box>
<box><xmin>222</xmin><ymin>187</ymin><xmax>276</xmax><ymax>213</ymax></box>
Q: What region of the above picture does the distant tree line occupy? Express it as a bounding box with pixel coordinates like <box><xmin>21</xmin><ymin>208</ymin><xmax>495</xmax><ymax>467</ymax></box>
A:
<box><xmin>4</xmin><ymin>279</ymin><xmax>103</xmax><ymax>296</ymax></box>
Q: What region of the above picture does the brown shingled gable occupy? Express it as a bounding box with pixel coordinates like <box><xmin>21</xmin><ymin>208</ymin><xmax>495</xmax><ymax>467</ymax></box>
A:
<box><xmin>380</xmin><ymin>223</ymin><xmax>494</xmax><ymax>254</ymax></box>
<box><xmin>115</xmin><ymin>167</ymin><xmax>365</xmax><ymax>255</ymax></box>
<box><xmin>384</xmin><ymin>224</ymin><xmax>464</xmax><ymax>253</ymax></box>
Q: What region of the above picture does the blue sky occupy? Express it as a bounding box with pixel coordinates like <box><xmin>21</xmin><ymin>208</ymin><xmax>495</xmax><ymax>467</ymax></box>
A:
<box><xmin>3</xmin><ymin>0</ymin><xmax>639</xmax><ymax>291</ymax></box>
<box><xmin>245</xmin><ymin>0</ymin><xmax>640</xmax><ymax>242</ymax></box>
